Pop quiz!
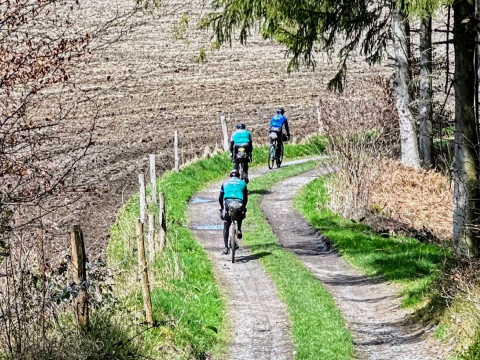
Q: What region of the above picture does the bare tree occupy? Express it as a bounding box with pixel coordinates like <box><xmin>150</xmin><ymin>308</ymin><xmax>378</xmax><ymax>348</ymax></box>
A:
<box><xmin>419</xmin><ymin>15</ymin><xmax>434</xmax><ymax>169</ymax></box>
<box><xmin>452</xmin><ymin>0</ymin><xmax>479</xmax><ymax>257</ymax></box>
<box><xmin>392</xmin><ymin>1</ymin><xmax>421</xmax><ymax>170</ymax></box>
<box><xmin>0</xmin><ymin>0</ymin><xmax>142</xmax><ymax>356</ymax></box>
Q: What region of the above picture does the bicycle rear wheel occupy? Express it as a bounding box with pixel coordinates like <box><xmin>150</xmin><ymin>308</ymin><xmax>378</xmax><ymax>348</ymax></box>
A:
<box><xmin>231</xmin><ymin>221</ymin><xmax>236</xmax><ymax>263</ymax></box>
<box><xmin>239</xmin><ymin>162</ymin><xmax>247</xmax><ymax>181</ymax></box>
<box><xmin>276</xmin><ymin>142</ymin><xmax>283</xmax><ymax>168</ymax></box>
<box><xmin>268</xmin><ymin>145</ymin><xmax>275</xmax><ymax>169</ymax></box>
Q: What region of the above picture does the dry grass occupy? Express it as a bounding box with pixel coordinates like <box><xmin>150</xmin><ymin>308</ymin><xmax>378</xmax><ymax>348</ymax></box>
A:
<box><xmin>371</xmin><ymin>159</ymin><xmax>453</xmax><ymax>240</ymax></box>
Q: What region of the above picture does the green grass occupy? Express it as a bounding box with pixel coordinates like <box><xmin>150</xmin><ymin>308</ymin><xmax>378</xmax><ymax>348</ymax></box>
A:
<box><xmin>295</xmin><ymin>176</ymin><xmax>451</xmax><ymax>308</ymax></box>
<box><xmin>242</xmin><ymin>161</ymin><xmax>354</xmax><ymax>360</ymax></box>
<box><xmin>107</xmin><ymin>136</ymin><xmax>326</xmax><ymax>359</ymax></box>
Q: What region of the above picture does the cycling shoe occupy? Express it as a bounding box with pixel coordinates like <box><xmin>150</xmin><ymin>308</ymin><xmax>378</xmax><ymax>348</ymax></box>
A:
<box><xmin>222</xmin><ymin>247</ymin><xmax>229</xmax><ymax>255</ymax></box>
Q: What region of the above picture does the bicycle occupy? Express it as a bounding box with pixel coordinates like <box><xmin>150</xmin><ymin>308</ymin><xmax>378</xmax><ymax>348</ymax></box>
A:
<box><xmin>226</xmin><ymin>201</ymin><xmax>243</xmax><ymax>263</ymax></box>
<box><xmin>268</xmin><ymin>136</ymin><xmax>284</xmax><ymax>169</ymax></box>
<box><xmin>235</xmin><ymin>147</ymin><xmax>249</xmax><ymax>182</ymax></box>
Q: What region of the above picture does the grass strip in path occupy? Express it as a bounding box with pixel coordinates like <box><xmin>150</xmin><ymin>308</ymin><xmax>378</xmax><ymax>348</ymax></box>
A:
<box><xmin>295</xmin><ymin>177</ymin><xmax>450</xmax><ymax>309</ymax></box>
<box><xmin>107</xmin><ymin>137</ymin><xmax>326</xmax><ymax>359</ymax></box>
<box><xmin>243</xmin><ymin>162</ymin><xmax>354</xmax><ymax>360</ymax></box>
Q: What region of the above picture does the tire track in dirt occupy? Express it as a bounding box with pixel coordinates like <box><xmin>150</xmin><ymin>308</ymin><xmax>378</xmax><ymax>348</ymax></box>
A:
<box><xmin>259</xmin><ymin>167</ymin><xmax>446</xmax><ymax>360</ymax></box>
<box><xmin>187</xmin><ymin>160</ymin><xmax>321</xmax><ymax>360</ymax></box>
<box><xmin>187</xmin><ymin>187</ymin><xmax>292</xmax><ymax>360</ymax></box>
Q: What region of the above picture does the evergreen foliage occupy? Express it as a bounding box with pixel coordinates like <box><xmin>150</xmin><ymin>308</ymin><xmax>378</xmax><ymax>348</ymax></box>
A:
<box><xmin>202</xmin><ymin>0</ymin><xmax>392</xmax><ymax>91</ymax></box>
<box><xmin>202</xmin><ymin>0</ymin><xmax>445</xmax><ymax>91</ymax></box>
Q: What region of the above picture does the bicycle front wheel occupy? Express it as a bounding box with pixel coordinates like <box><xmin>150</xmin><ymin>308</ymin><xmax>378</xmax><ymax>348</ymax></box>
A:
<box><xmin>231</xmin><ymin>221</ymin><xmax>236</xmax><ymax>263</ymax></box>
<box><xmin>268</xmin><ymin>145</ymin><xmax>275</xmax><ymax>169</ymax></box>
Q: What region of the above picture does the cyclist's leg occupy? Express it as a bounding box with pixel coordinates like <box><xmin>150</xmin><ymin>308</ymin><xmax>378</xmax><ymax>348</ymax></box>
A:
<box><xmin>233</xmin><ymin>145</ymin><xmax>240</xmax><ymax>170</ymax></box>
<box><xmin>223</xmin><ymin>218</ymin><xmax>230</xmax><ymax>242</ymax></box>
<box><xmin>236</xmin><ymin>205</ymin><xmax>246</xmax><ymax>238</ymax></box>
<box><xmin>223</xmin><ymin>201</ymin><xmax>232</xmax><ymax>253</ymax></box>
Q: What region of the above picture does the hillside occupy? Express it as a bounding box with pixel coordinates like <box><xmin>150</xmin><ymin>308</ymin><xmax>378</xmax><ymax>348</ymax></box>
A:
<box><xmin>37</xmin><ymin>0</ymin><xmax>392</xmax><ymax>259</ymax></box>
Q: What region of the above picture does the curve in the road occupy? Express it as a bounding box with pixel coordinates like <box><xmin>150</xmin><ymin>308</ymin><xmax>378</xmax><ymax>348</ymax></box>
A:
<box><xmin>259</xmin><ymin>167</ymin><xmax>446</xmax><ymax>360</ymax></box>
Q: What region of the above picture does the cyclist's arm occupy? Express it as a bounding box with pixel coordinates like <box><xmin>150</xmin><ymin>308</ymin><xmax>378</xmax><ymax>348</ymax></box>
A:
<box><xmin>219</xmin><ymin>186</ymin><xmax>225</xmax><ymax>209</ymax></box>
<box><xmin>284</xmin><ymin>118</ymin><xmax>290</xmax><ymax>136</ymax></box>
<box><xmin>243</xmin><ymin>186</ymin><xmax>248</xmax><ymax>207</ymax></box>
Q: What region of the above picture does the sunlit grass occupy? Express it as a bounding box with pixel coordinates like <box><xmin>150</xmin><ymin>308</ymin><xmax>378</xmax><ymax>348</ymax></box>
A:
<box><xmin>295</xmin><ymin>176</ymin><xmax>451</xmax><ymax>308</ymax></box>
<box><xmin>107</xmin><ymin>136</ymin><xmax>326</xmax><ymax>359</ymax></box>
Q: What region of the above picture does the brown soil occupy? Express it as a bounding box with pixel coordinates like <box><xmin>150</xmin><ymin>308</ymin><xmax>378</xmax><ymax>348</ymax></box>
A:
<box><xmin>260</xmin><ymin>167</ymin><xmax>449</xmax><ymax>360</ymax></box>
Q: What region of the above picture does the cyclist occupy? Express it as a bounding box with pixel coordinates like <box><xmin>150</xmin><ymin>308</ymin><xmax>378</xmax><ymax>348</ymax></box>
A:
<box><xmin>230</xmin><ymin>123</ymin><xmax>253</xmax><ymax>183</ymax></box>
<box><xmin>218</xmin><ymin>169</ymin><xmax>248</xmax><ymax>255</ymax></box>
<box><xmin>269</xmin><ymin>107</ymin><xmax>291</xmax><ymax>156</ymax></box>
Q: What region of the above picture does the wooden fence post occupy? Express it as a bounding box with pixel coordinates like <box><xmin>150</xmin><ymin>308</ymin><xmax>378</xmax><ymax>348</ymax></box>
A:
<box><xmin>37</xmin><ymin>211</ymin><xmax>46</xmax><ymax>339</ymax></box>
<box><xmin>220</xmin><ymin>116</ymin><xmax>229</xmax><ymax>152</ymax></box>
<box><xmin>316</xmin><ymin>101</ymin><xmax>323</xmax><ymax>134</ymax></box>
<box><xmin>136</xmin><ymin>219</ymin><xmax>154</xmax><ymax>325</ymax></box>
<box><xmin>148</xmin><ymin>213</ymin><xmax>155</xmax><ymax>262</ymax></box>
<box><xmin>174</xmin><ymin>131</ymin><xmax>179</xmax><ymax>171</ymax></box>
<box><xmin>71</xmin><ymin>225</ymin><xmax>89</xmax><ymax>331</ymax></box>
<box><xmin>149</xmin><ymin>154</ymin><xmax>156</xmax><ymax>204</ymax></box>
<box><xmin>139</xmin><ymin>173</ymin><xmax>146</xmax><ymax>223</ymax></box>
<box><xmin>158</xmin><ymin>192</ymin><xmax>167</xmax><ymax>251</ymax></box>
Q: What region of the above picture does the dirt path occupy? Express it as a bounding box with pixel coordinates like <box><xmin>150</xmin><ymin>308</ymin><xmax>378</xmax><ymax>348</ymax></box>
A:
<box><xmin>186</xmin><ymin>162</ymin><xmax>319</xmax><ymax>360</ymax></box>
<box><xmin>259</xmin><ymin>167</ymin><xmax>446</xmax><ymax>360</ymax></box>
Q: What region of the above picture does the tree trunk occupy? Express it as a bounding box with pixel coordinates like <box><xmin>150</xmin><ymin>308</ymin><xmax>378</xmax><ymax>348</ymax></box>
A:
<box><xmin>419</xmin><ymin>16</ymin><xmax>434</xmax><ymax>169</ymax></box>
<box><xmin>476</xmin><ymin>0</ymin><xmax>480</xmax><ymax>130</ymax></box>
<box><xmin>392</xmin><ymin>4</ymin><xmax>421</xmax><ymax>170</ymax></box>
<box><xmin>453</xmin><ymin>0</ymin><xmax>479</xmax><ymax>257</ymax></box>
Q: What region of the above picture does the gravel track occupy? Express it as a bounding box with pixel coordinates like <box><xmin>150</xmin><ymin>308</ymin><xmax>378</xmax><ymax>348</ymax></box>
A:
<box><xmin>187</xmin><ymin>186</ymin><xmax>292</xmax><ymax>360</ymax></box>
<box><xmin>186</xmin><ymin>160</ymin><xmax>325</xmax><ymax>360</ymax></box>
<box><xmin>259</xmin><ymin>167</ymin><xmax>447</xmax><ymax>360</ymax></box>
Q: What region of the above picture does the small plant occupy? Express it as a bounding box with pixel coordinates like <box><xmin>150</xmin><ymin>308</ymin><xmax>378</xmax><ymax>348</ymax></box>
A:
<box><xmin>210</xmin><ymin>41</ymin><xmax>221</xmax><ymax>50</ymax></box>
<box><xmin>197</xmin><ymin>47</ymin><xmax>207</xmax><ymax>63</ymax></box>
<box><xmin>173</xmin><ymin>12</ymin><xmax>189</xmax><ymax>40</ymax></box>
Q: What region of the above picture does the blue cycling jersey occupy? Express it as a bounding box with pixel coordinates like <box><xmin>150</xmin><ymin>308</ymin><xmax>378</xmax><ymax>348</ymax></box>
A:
<box><xmin>222</xmin><ymin>177</ymin><xmax>246</xmax><ymax>201</ymax></box>
<box><xmin>231</xmin><ymin>129</ymin><xmax>252</xmax><ymax>145</ymax></box>
<box><xmin>270</xmin><ymin>114</ymin><xmax>290</xmax><ymax>134</ymax></box>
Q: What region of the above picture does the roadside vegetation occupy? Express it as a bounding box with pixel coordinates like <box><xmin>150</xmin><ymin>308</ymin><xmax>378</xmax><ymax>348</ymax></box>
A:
<box><xmin>296</xmin><ymin>177</ymin><xmax>449</xmax><ymax>308</ymax></box>
<box><xmin>296</xmin><ymin>173</ymin><xmax>480</xmax><ymax>359</ymax></box>
<box><xmin>243</xmin><ymin>162</ymin><xmax>354</xmax><ymax>360</ymax></box>
<box><xmin>106</xmin><ymin>137</ymin><xmax>326</xmax><ymax>359</ymax></box>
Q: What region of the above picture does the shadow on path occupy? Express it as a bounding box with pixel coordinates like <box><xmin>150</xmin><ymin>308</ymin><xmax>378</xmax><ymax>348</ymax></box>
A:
<box><xmin>235</xmin><ymin>251</ymin><xmax>272</xmax><ymax>263</ymax></box>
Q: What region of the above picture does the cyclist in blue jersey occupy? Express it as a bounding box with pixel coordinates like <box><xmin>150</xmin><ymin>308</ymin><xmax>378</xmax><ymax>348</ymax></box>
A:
<box><xmin>230</xmin><ymin>123</ymin><xmax>253</xmax><ymax>183</ymax></box>
<box><xmin>219</xmin><ymin>169</ymin><xmax>248</xmax><ymax>255</ymax></box>
<box><xmin>269</xmin><ymin>107</ymin><xmax>290</xmax><ymax>156</ymax></box>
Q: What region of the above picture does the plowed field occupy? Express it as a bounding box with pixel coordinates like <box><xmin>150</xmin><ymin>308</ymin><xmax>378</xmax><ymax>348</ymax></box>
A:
<box><xmin>43</xmin><ymin>0</ymin><xmax>392</xmax><ymax>258</ymax></box>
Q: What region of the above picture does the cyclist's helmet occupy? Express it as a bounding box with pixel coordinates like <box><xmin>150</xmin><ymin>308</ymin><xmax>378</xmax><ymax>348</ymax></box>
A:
<box><xmin>229</xmin><ymin>169</ymin><xmax>240</xmax><ymax>178</ymax></box>
<box><xmin>236</xmin><ymin>123</ymin><xmax>246</xmax><ymax>129</ymax></box>
<box><xmin>276</xmin><ymin>107</ymin><xmax>285</xmax><ymax>115</ymax></box>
